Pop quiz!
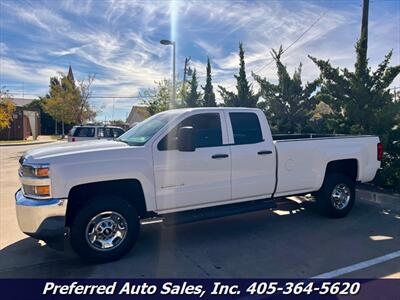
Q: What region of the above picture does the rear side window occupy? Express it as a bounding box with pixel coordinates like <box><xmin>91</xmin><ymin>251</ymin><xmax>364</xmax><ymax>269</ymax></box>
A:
<box><xmin>158</xmin><ymin>113</ymin><xmax>223</xmax><ymax>150</ymax></box>
<box><xmin>230</xmin><ymin>112</ymin><xmax>263</xmax><ymax>145</ymax></box>
<box><xmin>97</xmin><ymin>128</ymin><xmax>114</xmax><ymax>138</ymax></box>
<box><xmin>73</xmin><ymin>127</ymin><xmax>95</xmax><ymax>137</ymax></box>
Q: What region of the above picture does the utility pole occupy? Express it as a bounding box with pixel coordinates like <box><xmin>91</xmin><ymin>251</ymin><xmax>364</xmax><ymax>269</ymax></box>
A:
<box><xmin>182</xmin><ymin>57</ymin><xmax>191</xmax><ymax>101</ymax></box>
<box><xmin>356</xmin><ymin>0</ymin><xmax>369</xmax><ymax>78</ymax></box>
<box><xmin>360</xmin><ymin>0</ymin><xmax>369</xmax><ymax>52</ymax></box>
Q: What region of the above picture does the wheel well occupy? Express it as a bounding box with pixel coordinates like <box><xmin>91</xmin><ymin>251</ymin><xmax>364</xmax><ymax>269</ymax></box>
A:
<box><xmin>325</xmin><ymin>159</ymin><xmax>358</xmax><ymax>182</ymax></box>
<box><xmin>66</xmin><ymin>179</ymin><xmax>147</xmax><ymax>226</ymax></box>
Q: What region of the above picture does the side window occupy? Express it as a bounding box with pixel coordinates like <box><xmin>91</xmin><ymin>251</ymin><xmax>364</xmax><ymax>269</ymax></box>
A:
<box><xmin>158</xmin><ymin>113</ymin><xmax>222</xmax><ymax>151</ymax></box>
<box><xmin>113</xmin><ymin>128</ymin><xmax>124</xmax><ymax>138</ymax></box>
<box><xmin>230</xmin><ymin>112</ymin><xmax>263</xmax><ymax>145</ymax></box>
<box><xmin>98</xmin><ymin>128</ymin><xmax>114</xmax><ymax>138</ymax></box>
<box><xmin>97</xmin><ymin>128</ymin><xmax>104</xmax><ymax>137</ymax></box>
<box><xmin>74</xmin><ymin>127</ymin><xmax>95</xmax><ymax>137</ymax></box>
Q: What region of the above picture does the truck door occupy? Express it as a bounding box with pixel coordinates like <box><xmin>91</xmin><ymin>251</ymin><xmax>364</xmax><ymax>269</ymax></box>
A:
<box><xmin>153</xmin><ymin>112</ymin><xmax>231</xmax><ymax>211</ymax></box>
<box><xmin>226</xmin><ymin>111</ymin><xmax>276</xmax><ymax>200</ymax></box>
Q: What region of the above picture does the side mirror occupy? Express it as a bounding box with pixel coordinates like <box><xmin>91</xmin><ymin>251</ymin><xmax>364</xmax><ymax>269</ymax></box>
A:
<box><xmin>177</xmin><ymin>126</ymin><xmax>195</xmax><ymax>152</ymax></box>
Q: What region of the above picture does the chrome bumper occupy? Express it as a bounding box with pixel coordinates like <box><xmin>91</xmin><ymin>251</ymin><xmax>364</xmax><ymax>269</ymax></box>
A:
<box><xmin>15</xmin><ymin>189</ymin><xmax>68</xmax><ymax>241</ymax></box>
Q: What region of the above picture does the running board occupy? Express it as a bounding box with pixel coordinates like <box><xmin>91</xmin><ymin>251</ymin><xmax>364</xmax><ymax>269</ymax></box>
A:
<box><xmin>163</xmin><ymin>199</ymin><xmax>277</xmax><ymax>226</ymax></box>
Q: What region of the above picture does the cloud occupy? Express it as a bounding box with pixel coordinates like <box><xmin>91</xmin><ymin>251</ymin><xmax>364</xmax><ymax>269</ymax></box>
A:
<box><xmin>0</xmin><ymin>43</ymin><xmax>8</xmax><ymax>55</ymax></box>
<box><xmin>1</xmin><ymin>0</ymin><xmax>398</xmax><ymax>120</ymax></box>
<box><xmin>0</xmin><ymin>57</ymin><xmax>63</xmax><ymax>85</ymax></box>
<box><xmin>195</xmin><ymin>40</ymin><xmax>223</xmax><ymax>57</ymax></box>
<box><xmin>61</xmin><ymin>0</ymin><xmax>93</xmax><ymax>15</ymax></box>
<box><xmin>2</xmin><ymin>3</ymin><xmax>69</xmax><ymax>33</ymax></box>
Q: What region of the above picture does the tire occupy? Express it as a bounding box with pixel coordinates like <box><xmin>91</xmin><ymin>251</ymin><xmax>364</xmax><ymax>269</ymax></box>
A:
<box><xmin>315</xmin><ymin>173</ymin><xmax>355</xmax><ymax>218</ymax></box>
<box><xmin>70</xmin><ymin>196</ymin><xmax>140</xmax><ymax>263</ymax></box>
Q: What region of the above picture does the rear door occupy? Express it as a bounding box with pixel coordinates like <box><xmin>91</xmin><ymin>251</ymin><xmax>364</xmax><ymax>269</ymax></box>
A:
<box><xmin>153</xmin><ymin>112</ymin><xmax>231</xmax><ymax>211</ymax></box>
<box><xmin>226</xmin><ymin>111</ymin><xmax>276</xmax><ymax>200</ymax></box>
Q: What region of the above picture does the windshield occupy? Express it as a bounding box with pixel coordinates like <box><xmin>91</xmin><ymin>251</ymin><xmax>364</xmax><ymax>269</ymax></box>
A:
<box><xmin>117</xmin><ymin>111</ymin><xmax>181</xmax><ymax>146</ymax></box>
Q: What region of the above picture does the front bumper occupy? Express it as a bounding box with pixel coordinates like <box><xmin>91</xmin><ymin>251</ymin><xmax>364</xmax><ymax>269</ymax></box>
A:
<box><xmin>15</xmin><ymin>189</ymin><xmax>68</xmax><ymax>243</ymax></box>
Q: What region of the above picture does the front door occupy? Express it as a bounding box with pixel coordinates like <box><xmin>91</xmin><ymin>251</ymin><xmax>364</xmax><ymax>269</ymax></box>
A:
<box><xmin>153</xmin><ymin>112</ymin><xmax>231</xmax><ymax>212</ymax></box>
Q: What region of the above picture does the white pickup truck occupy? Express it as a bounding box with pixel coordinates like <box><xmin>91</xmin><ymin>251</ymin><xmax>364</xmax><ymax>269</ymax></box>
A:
<box><xmin>16</xmin><ymin>108</ymin><xmax>382</xmax><ymax>262</ymax></box>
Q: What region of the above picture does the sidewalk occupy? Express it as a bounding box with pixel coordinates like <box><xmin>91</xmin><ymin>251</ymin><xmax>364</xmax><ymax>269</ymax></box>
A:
<box><xmin>0</xmin><ymin>135</ymin><xmax>63</xmax><ymax>147</ymax></box>
<box><xmin>357</xmin><ymin>184</ymin><xmax>400</xmax><ymax>211</ymax></box>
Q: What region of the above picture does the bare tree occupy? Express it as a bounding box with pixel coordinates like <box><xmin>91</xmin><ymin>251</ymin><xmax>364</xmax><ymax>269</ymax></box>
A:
<box><xmin>76</xmin><ymin>74</ymin><xmax>97</xmax><ymax>124</ymax></box>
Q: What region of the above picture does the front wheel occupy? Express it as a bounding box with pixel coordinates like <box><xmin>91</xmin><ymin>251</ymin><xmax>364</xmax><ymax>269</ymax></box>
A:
<box><xmin>315</xmin><ymin>173</ymin><xmax>355</xmax><ymax>218</ymax></box>
<box><xmin>70</xmin><ymin>196</ymin><xmax>140</xmax><ymax>262</ymax></box>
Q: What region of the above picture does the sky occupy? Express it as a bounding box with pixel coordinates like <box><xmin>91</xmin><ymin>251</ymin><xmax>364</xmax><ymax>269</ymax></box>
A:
<box><xmin>0</xmin><ymin>0</ymin><xmax>399</xmax><ymax>121</ymax></box>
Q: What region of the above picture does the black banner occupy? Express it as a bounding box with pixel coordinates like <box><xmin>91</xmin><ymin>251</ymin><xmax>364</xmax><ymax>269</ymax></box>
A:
<box><xmin>1</xmin><ymin>279</ymin><xmax>399</xmax><ymax>299</ymax></box>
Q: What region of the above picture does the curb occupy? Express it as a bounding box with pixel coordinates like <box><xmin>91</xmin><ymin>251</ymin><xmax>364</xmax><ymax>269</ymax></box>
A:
<box><xmin>0</xmin><ymin>140</ymin><xmax>58</xmax><ymax>147</ymax></box>
<box><xmin>356</xmin><ymin>187</ymin><xmax>400</xmax><ymax>211</ymax></box>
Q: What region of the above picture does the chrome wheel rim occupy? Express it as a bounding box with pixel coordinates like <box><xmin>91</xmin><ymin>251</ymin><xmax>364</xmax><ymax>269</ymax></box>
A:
<box><xmin>85</xmin><ymin>211</ymin><xmax>128</xmax><ymax>251</ymax></box>
<box><xmin>331</xmin><ymin>183</ymin><xmax>351</xmax><ymax>210</ymax></box>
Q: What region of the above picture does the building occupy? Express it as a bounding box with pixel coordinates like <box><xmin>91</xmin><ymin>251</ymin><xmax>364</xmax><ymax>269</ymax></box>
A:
<box><xmin>126</xmin><ymin>104</ymin><xmax>150</xmax><ymax>127</ymax></box>
<box><xmin>0</xmin><ymin>98</ymin><xmax>40</xmax><ymax>140</ymax></box>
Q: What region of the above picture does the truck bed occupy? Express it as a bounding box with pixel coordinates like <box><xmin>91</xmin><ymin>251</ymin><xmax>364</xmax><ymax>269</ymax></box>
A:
<box><xmin>272</xmin><ymin>133</ymin><xmax>374</xmax><ymax>141</ymax></box>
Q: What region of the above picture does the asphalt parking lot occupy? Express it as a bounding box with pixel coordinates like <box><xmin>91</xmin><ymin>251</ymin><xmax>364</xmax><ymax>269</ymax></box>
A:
<box><xmin>0</xmin><ymin>143</ymin><xmax>399</xmax><ymax>278</ymax></box>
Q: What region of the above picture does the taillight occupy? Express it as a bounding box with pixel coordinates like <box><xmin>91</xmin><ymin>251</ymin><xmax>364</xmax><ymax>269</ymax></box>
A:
<box><xmin>377</xmin><ymin>143</ymin><xmax>383</xmax><ymax>161</ymax></box>
<box><xmin>72</xmin><ymin>137</ymin><xmax>75</xmax><ymax>142</ymax></box>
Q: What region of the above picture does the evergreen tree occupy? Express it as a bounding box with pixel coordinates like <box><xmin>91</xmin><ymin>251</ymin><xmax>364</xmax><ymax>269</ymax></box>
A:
<box><xmin>184</xmin><ymin>69</ymin><xmax>202</xmax><ymax>107</ymax></box>
<box><xmin>309</xmin><ymin>0</ymin><xmax>400</xmax><ymax>189</ymax></box>
<box><xmin>253</xmin><ymin>46</ymin><xmax>319</xmax><ymax>133</ymax></box>
<box><xmin>202</xmin><ymin>57</ymin><xmax>216</xmax><ymax>107</ymax></box>
<box><xmin>219</xmin><ymin>42</ymin><xmax>259</xmax><ymax>107</ymax></box>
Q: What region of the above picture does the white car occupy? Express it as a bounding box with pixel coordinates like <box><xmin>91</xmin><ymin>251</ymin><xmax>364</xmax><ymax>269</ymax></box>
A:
<box><xmin>16</xmin><ymin>108</ymin><xmax>381</xmax><ymax>262</ymax></box>
<box><xmin>67</xmin><ymin>125</ymin><xmax>125</xmax><ymax>142</ymax></box>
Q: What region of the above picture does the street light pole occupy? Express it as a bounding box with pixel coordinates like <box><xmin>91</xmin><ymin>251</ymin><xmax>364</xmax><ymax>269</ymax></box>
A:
<box><xmin>160</xmin><ymin>39</ymin><xmax>176</xmax><ymax>108</ymax></box>
<box><xmin>172</xmin><ymin>41</ymin><xmax>176</xmax><ymax>108</ymax></box>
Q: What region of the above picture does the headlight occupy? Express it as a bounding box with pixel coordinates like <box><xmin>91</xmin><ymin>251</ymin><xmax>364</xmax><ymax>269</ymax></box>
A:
<box><xmin>19</xmin><ymin>163</ymin><xmax>51</xmax><ymax>198</ymax></box>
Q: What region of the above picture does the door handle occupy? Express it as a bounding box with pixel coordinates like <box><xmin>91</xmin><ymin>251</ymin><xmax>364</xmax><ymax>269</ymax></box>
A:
<box><xmin>258</xmin><ymin>150</ymin><xmax>272</xmax><ymax>155</ymax></box>
<box><xmin>212</xmin><ymin>154</ymin><xmax>229</xmax><ymax>159</ymax></box>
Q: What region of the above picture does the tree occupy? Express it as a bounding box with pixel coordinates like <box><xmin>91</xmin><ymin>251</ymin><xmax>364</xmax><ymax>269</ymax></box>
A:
<box><xmin>219</xmin><ymin>42</ymin><xmax>259</xmax><ymax>107</ymax></box>
<box><xmin>309</xmin><ymin>0</ymin><xmax>400</xmax><ymax>189</ymax></box>
<box><xmin>184</xmin><ymin>69</ymin><xmax>202</xmax><ymax>107</ymax></box>
<box><xmin>141</xmin><ymin>79</ymin><xmax>186</xmax><ymax>115</ymax></box>
<box><xmin>202</xmin><ymin>57</ymin><xmax>216</xmax><ymax>107</ymax></box>
<box><xmin>43</xmin><ymin>75</ymin><xmax>79</xmax><ymax>136</ymax></box>
<box><xmin>42</xmin><ymin>71</ymin><xmax>97</xmax><ymax>136</ymax></box>
<box><xmin>253</xmin><ymin>46</ymin><xmax>319</xmax><ymax>133</ymax></box>
<box><xmin>0</xmin><ymin>88</ymin><xmax>16</xmax><ymax>130</ymax></box>
<box><xmin>75</xmin><ymin>74</ymin><xmax>97</xmax><ymax>124</ymax></box>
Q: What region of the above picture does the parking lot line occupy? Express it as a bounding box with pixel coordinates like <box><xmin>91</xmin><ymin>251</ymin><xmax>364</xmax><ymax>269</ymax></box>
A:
<box><xmin>313</xmin><ymin>250</ymin><xmax>400</xmax><ymax>278</ymax></box>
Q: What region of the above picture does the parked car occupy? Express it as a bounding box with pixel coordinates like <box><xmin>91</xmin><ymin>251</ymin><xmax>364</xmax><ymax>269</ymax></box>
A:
<box><xmin>67</xmin><ymin>125</ymin><xmax>125</xmax><ymax>142</ymax></box>
<box><xmin>16</xmin><ymin>108</ymin><xmax>381</xmax><ymax>262</ymax></box>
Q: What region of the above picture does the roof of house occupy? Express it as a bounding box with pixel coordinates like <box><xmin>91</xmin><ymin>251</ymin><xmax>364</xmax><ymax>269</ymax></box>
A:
<box><xmin>126</xmin><ymin>104</ymin><xmax>150</xmax><ymax>124</ymax></box>
<box><xmin>11</xmin><ymin>98</ymin><xmax>37</xmax><ymax>107</ymax></box>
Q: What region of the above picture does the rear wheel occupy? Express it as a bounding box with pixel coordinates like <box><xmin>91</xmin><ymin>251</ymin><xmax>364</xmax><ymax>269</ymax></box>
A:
<box><xmin>315</xmin><ymin>173</ymin><xmax>355</xmax><ymax>218</ymax></box>
<box><xmin>70</xmin><ymin>196</ymin><xmax>140</xmax><ymax>262</ymax></box>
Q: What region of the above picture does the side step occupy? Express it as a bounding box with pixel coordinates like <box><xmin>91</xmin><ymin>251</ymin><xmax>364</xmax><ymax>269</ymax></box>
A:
<box><xmin>163</xmin><ymin>199</ymin><xmax>277</xmax><ymax>226</ymax></box>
